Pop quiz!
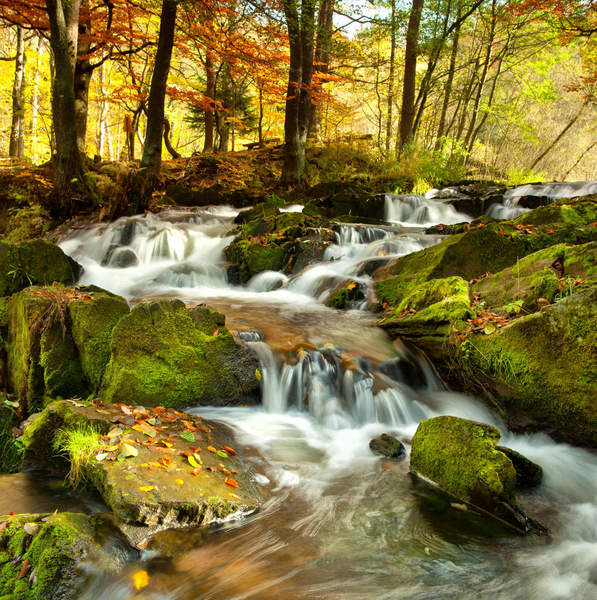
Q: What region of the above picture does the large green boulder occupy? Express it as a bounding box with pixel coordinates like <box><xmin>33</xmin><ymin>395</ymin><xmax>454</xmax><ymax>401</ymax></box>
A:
<box><xmin>22</xmin><ymin>400</ymin><xmax>262</xmax><ymax>542</ymax></box>
<box><xmin>458</xmin><ymin>286</ymin><xmax>597</xmax><ymax>447</ymax></box>
<box><xmin>5</xmin><ymin>287</ymin><xmax>129</xmax><ymax>414</ymax></box>
<box><xmin>0</xmin><ymin>512</ymin><xmax>119</xmax><ymax>600</ymax></box>
<box><xmin>473</xmin><ymin>242</ymin><xmax>596</xmax><ymax>311</ymax></box>
<box><xmin>102</xmin><ymin>300</ymin><xmax>259</xmax><ymax>407</ymax></box>
<box><xmin>6</xmin><ymin>288</ymin><xmax>87</xmax><ymax>414</ymax></box>
<box><xmin>0</xmin><ymin>240</ymin><xmax>81</xmax><ymax>297</ymax></box>
<box><xmin>375</xmin><ymin>200</ymin><xmax>597</xmax><ymax>309</ymax></box>
<box><xmin>410</xmin><ymin>416</ymin><xmax>534</xmax><ymax>531</ymax></box>
<box><xmin>68</xmin><ymin>288</ymin><xmax>129</xmax><ymax>391</ymax></box>
<box><xmin>379</xmin><ymin>277</ymin><xmax>473</xmax><ymax>358</ymax></box>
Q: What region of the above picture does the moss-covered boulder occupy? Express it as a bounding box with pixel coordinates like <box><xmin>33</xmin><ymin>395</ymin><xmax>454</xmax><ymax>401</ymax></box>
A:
<box><xmin>472</xmin><ymin>242</ymin><xmax>596</xmax><ymax>311</ymax></box>
<box><xmin>68</xmin><ymin>288</ymin><xmax>129</xmax><ymax>391</ymax></box>
<box><xmin>496</xmin><ymin>446</ymin><xmax>543</xmax><ymax>489</ymax></box>
<box><xmin>0</xmin><ymin>512</ymin><xmax>120</xmax><ymax>600</ymax></box>
<box><xmin>456</xmin><ymin>286</ymin><xmax>597</xmax><ymax>447</ymax></box>
<box><xmin>410</xmin><ymin>416</ymin><xmax>536</xmax><ymax>532</ymax></box>
<box><xmin>0</xmin><ymin>240</ymin><xmax>81</xmax><ymax>297</ymax></box>
<box><xmin>5</xmin><ymin>287</ymin><xmax>127</xmax><ymax>414</ymax></box>
<box><xmin>22</xmin><ymin>400</ymin><xmax>262</xmax><ymax>542</ymax></box>
<box><xmin>0</xmin><ymin>401</ymin><xmax>22</xmax><ymax>474</ymax></box>
<box><xmin>6</xmin><ymin>288</ymin><xmax>87</xmax><ymax>414</ymax></box>
<box><xmin>513</xmin><ymin>196</ymin><xmax>597</xmax><ymax>227</ymax></box>
<box><xmin>379</xmin><ymin>277</ymin><xmax>473</xmax><ymax>358</ymax></box>
<box><xmin>102</xmin><ymin>300</ymin><xmax>259</xmax><ymax>407</ymax></box>
<box><xmin>225</xmin><ymin>239</ymin><xmax>287</xmax><ymax>282</ymax></box>
<box><xmin>369</xmin><ymin>433</ymin><xmax>405</xmax><ymax>459</ymax></box>
<box><xmin>325</xmin><ymin>280</ymin><xmax>367</xmax><ymax>310</ymax></box>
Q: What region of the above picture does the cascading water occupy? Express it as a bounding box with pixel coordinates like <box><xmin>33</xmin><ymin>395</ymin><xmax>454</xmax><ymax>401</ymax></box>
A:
<box><xmin>384</xmin><ymin>193</ymin><xmax>472</xmax><ymax>226</ymax></box>
<box><xmin>58</xmin><ymin>204</ymin><xmax>597</xmax><ymax>600</ymax></box>
<box><xmin>486</xmin><ymin>197</ymin><xmax>532</xmax><ymax>220</ymax></box>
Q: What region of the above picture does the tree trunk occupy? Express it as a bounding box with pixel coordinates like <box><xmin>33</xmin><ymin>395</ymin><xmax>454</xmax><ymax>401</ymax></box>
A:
<box><xmin>435</xmin><ymin>2</ymin><xmax>461</xmax><ymax>150</ymax></box>
<box><xmin>46</xmin><ymin>0</ymin><xmax>87</xmax><ymax>206</ymax></box>
<box><xmin>309</xmin><ymin>0</ymin><xmax>334</xmax><ymax>142</ymax></box>
<box><xmin>385</xmin><ymin>0</ymin><xmax>396</xmax><ymax>152</ymax></box>
<box><xmin>297</xmin><ymin>0</ymin><xmax>317</xmax><ymax>147</ymax></box>
<box><xmin>203</xmin><ymin>52</ymin><xmax>215</xmax><ymax>152</ymax></box>
<box><xmin>282</xmin><ymin>0</ymin><xmax>304</xmax><ymax>184</ymax></box>
<box><xmin>96</xmin><ymin>60</ymin><xmax>107</xmax><ymax>158</ymax></box>
<box><xmin>398</xmin><ymin>0</ymin><xmax>425</xmax><ymax>152</ymax></box>
<box><xmin>530</xmin><ymin>101</ymin><xmax>588</xmax><ymax>171</ymax></box>
<box><xmin>164</xmin><ymin>117</ymin><xmax>181</xmax><ymax>158</ymax></box>
<box><xmin>30</xmin><ymin>36</ymin><xmax>43</xmax><ymax>162</ymax></box>
<box><xmin>258</xmin><ymin>85</ymin><xmax>264</xmax><ymax>145</ymax></box>
<box><xmin>74</xmin><ymin>0</ymin><xmax>92</xmax><ymax>156</ymax></box>
<box><xmin>9</xmin><ymin>26</ymin><xmax>26</xmax><ymax>159</ymax></box>
<box><xmin>464</xmin><ymin>0</ymin><xmax>496</xmax><ymax>152</ymax></box>
<box><xmin>140</xmin><ymin>0</ymin><xmax>178</xmax><ymax>181</ymax></box>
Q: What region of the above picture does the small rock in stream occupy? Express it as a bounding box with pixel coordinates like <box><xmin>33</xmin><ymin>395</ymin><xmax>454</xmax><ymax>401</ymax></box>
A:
<box><xmin>369</xmin><ymin>433</ymin><xmax>405</xmax><ymax>460</ymax></box>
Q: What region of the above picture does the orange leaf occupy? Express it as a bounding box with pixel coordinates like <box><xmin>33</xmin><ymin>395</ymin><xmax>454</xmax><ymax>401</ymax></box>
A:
<box><xmin>207</xmin><ymin>445</ymin><xmax>217</xmax><ymax>453</ymax></box>
<box><xmin>225</xmin><ymin>478</ymin><xmax>239</xmax><ymax>488</ymax></box>
<box><xmin>221</xmin><ymin>445</ymin><xmax>236</xmax><ymax>456</ymax></box>
<box><xmin>131</xmin><ymin>570</ymin><xmax>149</xmax><ymax>590</ymax></box>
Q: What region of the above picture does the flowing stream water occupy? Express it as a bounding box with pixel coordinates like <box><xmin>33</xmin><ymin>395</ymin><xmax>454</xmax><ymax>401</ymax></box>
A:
<box><xmin>47</xmin><ymin>198</ymin><xmax>597</xmax><ymax>599</ymax></box>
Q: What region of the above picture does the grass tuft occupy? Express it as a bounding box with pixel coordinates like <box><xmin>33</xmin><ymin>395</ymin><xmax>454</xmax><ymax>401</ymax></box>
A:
<box><xmin>53</xmin><ymin>424</ymin><xmax>101</xmax><ymax>487</ymax></box>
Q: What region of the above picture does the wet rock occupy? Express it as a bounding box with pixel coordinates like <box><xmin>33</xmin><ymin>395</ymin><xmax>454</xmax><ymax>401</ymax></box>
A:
<box><xmin>0</xmin><ymin>240</ymin><xmax>81</xmax><ymax>297</ymax></box>
<box><xmin>496</xmin><ymin>446</ymin><xmax>543</xmax><ymax>489</ymax></box>
<box><xmin>410</xmin><ymin>416</ymin><xmax>539</xmax><ymax>533</ymax></box>
<box><xmin>0</xmin><ymin>401</ymin><xmax>21</xmax><ymax>474</ymax></box>
<box><xmin>472</xmin><ymin>242</ymin><xmax>596</xmax><ymax>312</ymax></box>
<box><xmin>379</xmin><ymin>277</ymin><xmax>473</xmax><ymax>358</ymax></box>
<box><xmin>68</xmin><ymin>288</ymin><xmax>130</xmax><ymax>391</ymax></box>
<box><xmin>369</xmin><ymin>433</ymin><xmax>405</xmax><ymax>459</ymax></box>
<box><xmin>326</xmin><ymin>280</ymin><xmax>367</xmax><ymax>310</ymax></box>
<box><xmin>22</xmin><ymin>400</ymin><xmax>262</xmax><ymax>542</ymax></box>
<box><xmin>106</xmin><ymin>247</ymin><xmax>139</xmax><ymax>268</ymax></box>
<box><xmin>454</xmin><ymin>285</ymin><xmax>597</xmax><ymax>447</ymax></box>
<box><xmin>375</xmin><ymin>198</ymin><xmax>597</xmax><ymax>311</ymax></box>
<box><xmin>102</xmin><ymin>300</ymin><xmax>260</xmax><ymax>407</ymax></box>
<box><xmin>5</xmin><ymin>287</ymin><xmax>129</xmax><ymax>413</ymax></box>
<box><xmin>0</xmin><ymin>511</ymin><xmax>128</xmax><ymax>600</ymax></box>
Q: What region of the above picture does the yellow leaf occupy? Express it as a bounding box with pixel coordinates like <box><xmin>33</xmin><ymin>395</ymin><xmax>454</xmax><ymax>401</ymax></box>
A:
<box><xmin>188</xmin><ymin>455</ymin><xmax>200</xmax><ymax>468</ymax></box>
<box><xmin>255</xmin><ymin>368</ymin><xmax>261</xmax><ymax>381</ymax></box>
<box><xmin>347</xmin><ymin>282</ymin><xmax>357</xmax><ymax>290</ymax></box>
<box><xmin>131</xmin><ymin>569</ymin><xmax>149</xmax><ymax>590</ymax></box>
<box><xmin>175</xmin><ymin>479</ymin><xmax>184</xmax><ymax>485</ymax></box>
<box><xmin>103</xmin><ymin>445</ymin><xmax>119</xmax><ymax>452</ymax></box>
<box><xmin>139</xmin><ymin>485</ymin><xmax>154</xmax><ymax>492</ymax></box>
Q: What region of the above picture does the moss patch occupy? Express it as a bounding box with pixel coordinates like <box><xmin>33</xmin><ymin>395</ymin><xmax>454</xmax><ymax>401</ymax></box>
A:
<box><xmin>410</xmin><ymin>416</ymin><xmax>516</xmax><ymax>506</ymax></box>
<box><xmin>102</xmin><ymin>300</ymin><xmax>259</xmax><ymax>407</ymax></box>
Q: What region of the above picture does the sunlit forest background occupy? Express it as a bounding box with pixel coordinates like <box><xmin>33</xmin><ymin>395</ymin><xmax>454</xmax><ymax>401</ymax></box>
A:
<box><xmin>0</xmin><ymin>0</ymin><xmax>595</xmax><ymax>185</ymax></box>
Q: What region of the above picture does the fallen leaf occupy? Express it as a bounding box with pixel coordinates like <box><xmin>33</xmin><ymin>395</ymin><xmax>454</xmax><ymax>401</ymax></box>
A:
<box><xmin>221</xmin><ymin>445</ymin><xmax>236</xmax><ymax>456</ymax></box>
<box><xmin>255</xmin><ymin>368</ymin><xmax>262</xmax><ymax>381</ymax></box>
<box><xmin>131</xmin><ymin>569</ymin><xmax>149</xmax><ymax>591</ymax></box>
<box><xmin>225</xmin><ymin>478</ymin><xmax>239</xmax><ymax>488</ymax></box>
<box><xmin>18</xmin><ymin>558</ymin><xmax>31</xmax><ymax>579</ymax></box>
<box><xmin>175</xmin><ymin>479</ymin><xmax>184</xmax><ymax>485</ymax></box>
<box><xmin>188</xmin><ymin>455</ymin><xmax>201</xmax><ymax>468</ymax></box>
<box><xmin>191</xmin><ymin>467</ymin><xmax>202</xmax><ymax>476</ymax></box>
<box><xmin>207</xmin><ymin>445</ymin><xmax>217</xmax><ymax>453</ymax></box>
<box><xmin>180</xmin><ymin>430</ymin><xmax>195</xmax><ymax>443</ymax></box>
<box><xmin>120</xmin><ymin>443</ymin><xmax>138</xmax><ymax>458</ymax></box>
<box><xmin>139</xmin><ymin>485</ymin><xmax>154</xmax><ymax>492</ymax></box>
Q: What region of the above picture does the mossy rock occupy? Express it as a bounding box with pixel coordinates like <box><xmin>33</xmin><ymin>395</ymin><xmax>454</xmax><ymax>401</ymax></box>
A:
<box><xmin>22</xmin><ymin>401</ymin><xmax>262</xmax><ymax>541</ymax></box>
<box><xmin>102</xmin><ymin>300</ymin><xmax>259</xmax><ymax>408</ymax></box>
<box><xmin>234</xmin><ymin>203</ymin><xmax>280</xmax><ymax>225</ymax></box>
<box><xmin>513</xmin><ymin>196</ymin><xmax>597</xmax><ymax>228</ymax></box>
<box><xmin>473</xmin><ymin>242</ymin><xmax>597</xmax><ymax>311</ymax></box>
<box><xmin>68</xmin><ymin>288</ymin><xmax>129</xmax><ymax>391</ymax></box>
<box><xmin>0</xmin><ymin>403</ymin><xmax>22</xmax><ymax>474</ymax></box>
<box><xmin>224</xmin><ymin>239</ymin><xmax>287</xmax><ymax>283</ymax></box>
<box><xmin>410</xmin><ymin>416</ymin><xmax>536</xmax><ymax>531</ymax></box>
<box><xmin>0</xmin><ymin>240</ymin><xmax>81</xmax><ymax>297</ymax></box>
<box><xmin>6</xmin><ymin>288</ymin><xmax>87</xmax><ymax>414</ymax></box>
<box><xmin>496</xmin><ymin>446</ymin><xmax>543</xmax><ymax>489</ymax></box>
<box><xmin>0</xmin><ymin>204</ymin><xmax>52</xmax><ymax>245</ymax></box>
<box><xmin>458</xmin><ymin>286</ymin><xmax>597</xmax><ymax>447</ymax></box>
<box><xmin>379</xmin><ymin>277</ymin><xmax>473</xmax><ymax>358</ymax></box>
<box><xmin>325</xmin><ymin>280</ymin><xmax>367</xmax><ymax>310</ymax></box>
<box><xmin>0</xmin><ymin>512</ymin><xmax>119</xmax><ymax>600</ymax></box>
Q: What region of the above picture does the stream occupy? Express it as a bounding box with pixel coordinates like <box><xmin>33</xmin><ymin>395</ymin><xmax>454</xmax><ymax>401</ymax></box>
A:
<box><xmin>42</xmin><ymin>193</ymin><xmax>597</xmax><ymax>599</ymax></box>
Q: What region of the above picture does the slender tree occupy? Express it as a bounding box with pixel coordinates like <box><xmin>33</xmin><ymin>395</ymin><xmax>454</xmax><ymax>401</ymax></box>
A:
<box><xmin>398</xmin><ymin>0</ymin><xmax>425</xmax><ymax>152</ymax></box>
<box><xmin>9</xmin><ymin>25</ymin><xmax>26</xmax><ymax>158</ymax></box>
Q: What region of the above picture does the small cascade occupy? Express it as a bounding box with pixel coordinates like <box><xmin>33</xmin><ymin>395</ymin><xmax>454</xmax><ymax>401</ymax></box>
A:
<box><xmin>334</xmin><ymin>224</ymin><xmax>394</xmax><ymax>246</ymax></box>
<box><xmin>249</xmin><ymin>342</ymin><xmax>439</xmax><ymax>430</ymax></box>
<box><xmin>505</xmin><ymin>180</ymin><xmax>597</xmax><ymax>200</ymax></box>
<box><xmin>486</xmin><ymin>198</ymin><xmax>531</xmax><ymax>220</ymax></box>
<box><xmin>384</xmin><ymin>193</ymin><xmax>472</xmax><ymax>226</ymax></box>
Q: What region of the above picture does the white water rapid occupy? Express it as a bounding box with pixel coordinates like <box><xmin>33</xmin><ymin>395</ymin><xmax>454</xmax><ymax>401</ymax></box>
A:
<box><xmin>58</xmin><ymin>204</ymin><xmax>597</xmax><ymax>600</ymax></box>
<box><xmin>384</xmin><ymin>193</ymin><xmax>472</xmax><ymax>226</ymax></box>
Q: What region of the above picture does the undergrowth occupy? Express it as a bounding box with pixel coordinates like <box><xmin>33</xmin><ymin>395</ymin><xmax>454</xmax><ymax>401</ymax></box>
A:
<box><xmin>53</xmin><ymin>424</ymin><xmax>101</xmax><ymax>487</ymax></box>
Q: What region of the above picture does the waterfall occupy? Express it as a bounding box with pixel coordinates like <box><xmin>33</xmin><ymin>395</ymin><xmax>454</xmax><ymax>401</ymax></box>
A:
<box><xmin>384</xmin><ymin>193</ymin><xmax>472</xmax><ymax>226</ymax></box>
